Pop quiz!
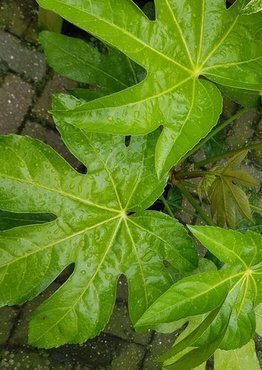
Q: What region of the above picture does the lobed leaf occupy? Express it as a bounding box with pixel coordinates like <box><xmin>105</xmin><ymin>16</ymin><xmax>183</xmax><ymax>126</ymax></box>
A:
<box><xmin>37</xmin><ymin>0</ymin><xmax>262</xmax><ymax>175</ymax></box>
<box><xmin>0</xmin><ymin>125</ymin><xmax>198</xmax><ymax>348</ymax></box>
<box><xmin>136</xmin><ymin>227</ymin><xmax>262</xmax><ymax>365</ymax></box>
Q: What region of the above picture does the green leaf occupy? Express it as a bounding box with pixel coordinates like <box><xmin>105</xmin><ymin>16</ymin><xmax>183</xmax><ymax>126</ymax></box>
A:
<box><xmin>35</xmin><ymin>0</ymin><xmax>262</xmax><ymax>175</ymax></box>
<box><xmin>160</xmin><ymin>306</ymin><xmax>223</xmax><ymax>362</ymax></box>
<box><xmin>137</xmin><ymin>227</ymin><xmax>262</xmax><ymax>362</ymax></box>
<box><xmin>242</xmin><ymin>0</ymin><xmax>262</xmax><ymax>14</ymax></box>
<box><xmin>135</xmin><ymin>268</ymin><xmax>232</xmax><ymax>330</ymax></box>
<box><xmin>199</xmin><ymin>150</ymin><xmax>258</xmax><ymax>227</ymax></box>
<box><xmin>39</xmin><ymin>31</ymin><xmax>144</xmax><ymax>95</ymax></box>
<box><xmin>0</xmin><ymin>126</ymin><xmax>198</xmax><ymax>349</ymax></box>
<box><xmin>0</xmin><ymin>210</ymin><xmax>55</xmax><ymax>231</ymax></box>
<box><xmin>219</xmin><ymin>85</ymin><xmax>261</xmax><ymax>108</ymax></box>
<box><xmin>164</xmin><ymin>313</ymin><xmax>230</xmax><ymax>370</ymax></box>
<box><xmin>214</xmin><ymin>340</ymin><xmax>260</xmax><ymax>370</ymax></box>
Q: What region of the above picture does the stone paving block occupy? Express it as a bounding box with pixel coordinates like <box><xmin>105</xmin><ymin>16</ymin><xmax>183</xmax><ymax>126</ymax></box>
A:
<box><xmin>0</xmin><ymin>74</ymin><xmax>34</xmax><ymax>134</ymax></box>
<box><xmin>105</xmin><ymin>301</ymin><xmax>151</xmax><ymax>345</ymax></box>
<box><xmin>0</xmin><ymin>349</ymin><xmax>73</xmax><ymax>370</ymax></box>
<box><xmin>143</xmin><ymin>332</ymin><xmax>178</xmax><ymax>370</ymax></box>
<box><xmin>226</xmin><ymin>109</ymin><xmax>260</xmax><ymax>149</ymax></box>
<box><xmin>116</xmin><ymin>275</ymin><xmax>128</xmax><ymax>302</ymax></box>
<box><xmin>32</xmin><ymin>74</ymin><xmax>78</xmax><ymax>125</ymax></box>
<box><xmin>22</xmin><ymin>121</ymin><xmax>81</xmax><ymax>169</ymax></box>
<box><xmin>50</xmin><ymin>333</ymin><xmax>118</xmax><ymax>368</ymax></box>
<box><xmin>0</xmin><ymin>0</ymin><xmax>37</xmax><ymax>39</ymax></box>
<box><xmin>111</xmin><ymin>342</ymin><xmax>146</xmax><ymax>370</ymax></box>
<box><xmin>0</xmin><ymin>307</ymin><xmax>18</xmax><ymax>345</ymax></box>
<box><xmin>0</xmin><ymin>31</ymin><xmax>46</xmax><ymax>82</ymax></box>
<box><xmin>9</xmin><ymin>282</ymin><xmax>60</xmax><ymax>346</ymax></box>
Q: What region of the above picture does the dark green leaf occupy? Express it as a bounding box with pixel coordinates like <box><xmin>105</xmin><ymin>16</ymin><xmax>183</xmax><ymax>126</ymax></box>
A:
<box><xmin>37</xmin><ymin>0</ymin><xmax>261</xmax><ymax>175</ymax></box>
<box><xmin>40</xmin><ymin>31</ymin><xmax>143</xmax><ymax>94</ymax></box>
<box><xmin>0</xmin><ymin>210</ymin><xmax>55</xmax><ymax>231</ymax></box>
<box><xmin>0</xmin><ymin>126</ymin><xmax>198</xmax><ymax>348</ymax></box>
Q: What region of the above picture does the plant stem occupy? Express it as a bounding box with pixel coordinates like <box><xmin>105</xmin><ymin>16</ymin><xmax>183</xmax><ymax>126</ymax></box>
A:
<box><xmin>250</xmin><ymin>204</ymin><xmax>262</xmax><ymax>213</ymax></box>
<box><xmin>160</xmin><ymin>195</ymin><xmax>175</xmax><ymax>218</ymax></box>
<box><xmin>176</xmin><ymin>184</ymin><xmax>214</xmax><ymax>226</ymax></box>
<box><xmin>175</xmin><ymin>170</ymin><xmax>215</xmax><ymax>180</ymax></box>
<box><xmin>184</xmin><ymin>107</ymin><xmax>248</xmax><ymax>161</ymax></box>
<box><xmin>195</xmin><ymin>142</ymin><xmax>262</xmax><ymax>168</ymax></box>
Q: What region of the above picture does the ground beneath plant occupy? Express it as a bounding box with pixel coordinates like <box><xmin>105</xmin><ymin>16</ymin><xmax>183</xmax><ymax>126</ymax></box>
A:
<box><xmin>0</xmin><ymin>1</ymin><xmax>261</xmax><ymax>369</ymax></box>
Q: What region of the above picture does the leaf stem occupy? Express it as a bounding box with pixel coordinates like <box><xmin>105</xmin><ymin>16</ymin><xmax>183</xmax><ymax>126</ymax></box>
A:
<box><xmin>176</xmin><ymin>184</ymin><xmax>214</xmax><ymax>226</ymax></box>
<box><xmin>184</xmin><ymin>107</ymin><xmax>248</xmax><ymax>160</ymax></box>
<box><xmin>250</xmin><ymin>204</ymin><xmax>262</xmax><ymax>213</ymax></box>
<box><xmin>160</xmin><ymin>195</ymin><xmax>175</xmax><ymax>218</ymax></box>
<box><xmin>175</xmin><ymin>170</ymin><xmax>215</xmax><ymax>180</ymax></box>
<box><xmin>194</xmin><ymin>142</ymin><xmax>262</xmax><ymax>168</ymax></box>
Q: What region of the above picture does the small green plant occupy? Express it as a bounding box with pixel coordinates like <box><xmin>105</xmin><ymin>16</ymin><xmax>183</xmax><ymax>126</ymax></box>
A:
<box><xmin>0</xmin><ymin>1</ymin><xmax>261</xmax><ymax>369</ymax></box>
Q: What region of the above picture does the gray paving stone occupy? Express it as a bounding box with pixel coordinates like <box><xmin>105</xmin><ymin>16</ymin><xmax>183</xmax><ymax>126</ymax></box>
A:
<box><xmin>0</xmin><ymin>349</ymin><xmax>73</xmax><ymax>370</ymax></box>
<box><xmin>0</xmin><ymin>31</ymin><xmax>46</xmax><ymax>82</ymax></box>
<box><xmin>111</xmin><ymin>342</ymin><xmax>146</xmax><ymax>370</ymax></box>
<box><xmin>0</xmin><ymin>74</ymin><xmax>34</xmax><ymax>134</ymax></box>
<box><xmin>105</xmin><ymin>301</ymin><xmax>151</xmax><ymax>345</ymax></box>
<box><xmin>143</xmin><ymin>332</ymin><xmax>178</xmax><ymax>370</ymax></box>
<box><xmin>22</xmin><ymin>120</ymin><xmax>81</xmax><ymax>169</ymax></box>
<box><xmin>226</xmin><ymin>109</ymin><xmax>260</xmax><ymax>149</ymax></box>
<box><xmin>0</xmin><ymin>0</ymin><xmax>37</xmax><ymax>40</ymax></box>
<box><xmin>32</xmin><ymin>74</ymin><xmax>78</xmax><ymax>125</ymax></box>
<box><xmin>9</xmin><ymin>282</ymin><xmax>60</xmax><ymax>346</ymax></box>
<box><xmin>50</xmin><ymin>333</ymin><xmax>117</xmax><ymax>368</ymax></box>
<box><xmin>0</xmin><ymin>307</ymin><xmax>18</xmax><ymax>345</ymax></box>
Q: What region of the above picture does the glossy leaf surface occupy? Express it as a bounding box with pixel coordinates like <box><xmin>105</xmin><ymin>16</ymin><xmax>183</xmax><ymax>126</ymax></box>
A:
<box><xmin>136</xmin><ymin>227</ymin><xmax>262</xmax><ymax>357</ymax></box>
<box><xmin>37</xmin><ymin>0</ymin><xmax>261</xmax><ymax>175</ymax></box>
<box><xmin>39</xmin><ymin>31</ymin><xmax>144</xmax><ymax>95</ymax></box>
<box><xmin>242</xmin><ymin>0</ymin><xmax>262</xmax><ymax>14</ymax></box>
<box><xmin>214</xmin><ymin>340</ymin><xmax>260</xmax><ymax>370</ymax></box>
<box><xmin>0</xmin><ymin>126</ymin><xmax>198</xmax><ymax>349</ymax></box>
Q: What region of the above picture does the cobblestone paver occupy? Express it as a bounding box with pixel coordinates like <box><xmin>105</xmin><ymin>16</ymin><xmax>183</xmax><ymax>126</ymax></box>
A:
<box><xmin>0</xmin><ymin>74</ymin><xmax>34</xmax><ymax>134</ymax></box>
<box><xmin>0</xmin><ymin>31</ymin><xmax>46</xmax><ymax>82</ymax></box>
<box><xmin>32</xmin><ymin>74</ymin><xmax>78</xmax><ymax>126</ymax></box>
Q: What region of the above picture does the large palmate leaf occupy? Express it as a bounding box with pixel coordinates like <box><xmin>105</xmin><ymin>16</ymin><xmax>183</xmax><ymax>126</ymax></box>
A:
<box><xmin>0</xmin><ymin>125</ymin><xmax>198</xmax><ymax>349</ymax></box>
<box><xmin>136</xmin><ymin>227</ymin><xmax>262</xmax><ymax>368</ymax></box>
<box><xmin>37</xmin><ymin>0</ymin><xmax>262</xmax><ymax>176</ymax></box>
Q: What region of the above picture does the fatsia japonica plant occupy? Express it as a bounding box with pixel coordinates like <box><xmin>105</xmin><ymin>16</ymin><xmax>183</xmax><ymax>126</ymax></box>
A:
<box><xmin>0</xmin><ymin>0</ymin><xmax>261</xmax><ymax>369</ymax></box>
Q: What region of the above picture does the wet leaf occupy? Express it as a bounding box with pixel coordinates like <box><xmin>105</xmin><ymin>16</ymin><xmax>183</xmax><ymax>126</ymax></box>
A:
<box><xmin>37</xmin><ymin>0</ymin><xmax>262</xmax><ymax>176</ymax></box>
<box><xmin>136</xmin><ymin>227</ymin><xmax>262</xmax><ymax>368</ymax></box>
<box><xmin>242</xmin><ymin>0</ymin><xmax>262</xmax><ymax>14</ymax></box>
<box><xmin>214</xmin><ymin>340</ymin><xmax>260</xmax><ymax>369</ymax></box>
<box><xmin>0</xmin><ymin>125</ymin><xmax>198</xmax><ymax>349</ymax></box>
<box><xmin>39</xmin><ymin>31</ymin><xmax>144</xmax><ymax>96</ymax></box>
